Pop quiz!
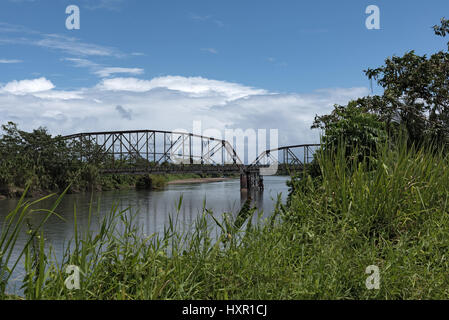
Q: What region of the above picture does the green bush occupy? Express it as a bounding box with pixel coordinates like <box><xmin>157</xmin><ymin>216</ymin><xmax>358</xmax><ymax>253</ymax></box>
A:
<box><xmin>312</xmin><ymin>101</ymin><xmax>387</xmax><ymax>164</ymax></box>
<box><xmin>136</xmin><ymin>175</ymin><xmax>152</xmax><ymax>189</ymax></box>
<box><xmin>4</xmin><ymin>140</ymin><xmax>449</xmax><ymax>300</ymax></box>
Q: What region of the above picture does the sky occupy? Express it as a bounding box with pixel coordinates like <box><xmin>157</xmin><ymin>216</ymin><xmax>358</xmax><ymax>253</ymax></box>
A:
<box><xmin>0</xmin><ymin>0</ymin><xmax>448</xmax><ymax>147</ymax></box>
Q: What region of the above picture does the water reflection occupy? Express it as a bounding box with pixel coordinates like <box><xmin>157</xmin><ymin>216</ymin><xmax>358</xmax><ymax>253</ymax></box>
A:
<box><xmin>0</xmin><ymin>176</ymin><xmax>290</xmax><ymax>294</ymax></box>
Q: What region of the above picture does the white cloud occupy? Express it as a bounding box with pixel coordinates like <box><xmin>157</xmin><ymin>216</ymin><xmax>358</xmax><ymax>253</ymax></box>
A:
<box><xmin>63</xmin><ymin>58</ymin><xmax>144</xmax><ymax>78</ymax></box>
<box><xmin>0</xmin><ymin>77</ymin><xmax>83</xmax><ymax>100</ymax></box>
<box><xmin>7</xmin><ymin>0</ymin><xmax>36</xmax><ymax>3</ymax></box>
<box><xmin>201</xmin><ymin>48</ymin><xmax>218</xmax><ymax>54</ymax></box>
<box><xmin>0</xmin><ymin>75</ymin><xmax>370</xmax><ymax>147</ymax></box>
<box><xmin>97</xmin><ymin>76</ymin><xmax>268</xmax><ymax>100</ymax></box>
<box><xmin>63</xmin><ymin>57</ymin><xmax>98</xmax><ymax>68</ymax></box>
<box><xmin>0</xmin><ymin>23</ymin><xmax>124</xmax><ymax>58</ymax></box>
<box><xmin>0</xmin><ymin>59</ymin><xmax>22</xmax><ymax>63</ymax></box>
<box><xmin>32</xmin><ymin>90</ymin><xmax>83</xmax><ymax>100</ymax></box>
<box><xmin>94</xmin><ymin>67</ymin><xmax>144</xmax><ymax>78</ymax></box>
<box><xmin>82</xmin><ymin>0</ymin><xmax>125</xmax><ymax>11</ymax></box>
<box><xmin>36</xmin><ymin>34</ymin><xmax>121</xmax><ymax>57</ymax></box>
<box><xmin>190</xmin><ymin>13</ymin><xmax>224</xmax><ymax>27</ymax></box>
<box><xmin>1</xmin><ymin>77</ymin><xmax>55</xmax><ymax>95</ymax></box>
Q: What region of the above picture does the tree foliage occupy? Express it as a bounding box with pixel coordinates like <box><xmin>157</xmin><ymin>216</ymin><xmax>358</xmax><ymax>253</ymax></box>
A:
<box><xmin>312</xmin><ymin>101</ymin><xmax>387</xmax><ymax>161</ymax></box>
<box><xmin>0</xmin><ymin>122</ymin><xmax>139</xmax><ymax>197</ymax></box>
<box><xmin>0</xmin><ymin>122</ymin><xmax>73</xmax><ymax>194</ymax></box>
<box><xmin>363</xmin><ymin>18</ymin><xmax>449</xmax><ymax>146</ymax></box>
<box><xmin>313</xmin><ymin>17</ymin><xmax>449</xmax><ymax>161</ymax></box>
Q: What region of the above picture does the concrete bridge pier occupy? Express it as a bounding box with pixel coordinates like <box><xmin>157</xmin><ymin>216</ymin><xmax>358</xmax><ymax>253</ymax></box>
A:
<box><xmin>240</xmin><ymin>170</ymin><xmax>264</xmax><ymax>192</ymax></box>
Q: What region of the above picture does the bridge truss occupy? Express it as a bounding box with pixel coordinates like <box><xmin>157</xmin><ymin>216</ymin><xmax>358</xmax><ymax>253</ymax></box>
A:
<box><xmin>62</xmin><ymin>130</ymin><xmax>244</xmax><ymax>174</ymax></box>
<box><xmin>61</xmin><ymin>130</ymin><xmax>321</xmax><ymax>190</ymax></box>
<box><xmin>250</xmin><ymin>144</ymin><xmax>320</xmax><ymax>174</ymax></box>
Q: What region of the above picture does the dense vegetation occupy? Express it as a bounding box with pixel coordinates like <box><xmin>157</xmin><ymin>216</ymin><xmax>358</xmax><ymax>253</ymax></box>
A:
<box><xmin>2</xmin><ymin>138</ymin><xmax>449</xmax><ymax>299</ymax></box>
<box><xmin>313</xmin><ymin>18</ymin><xmax>449</xmax><ymax>153</ymax></box>
<box><xmin>0</xmin><ymin>122</ymin><xmax>210</xmax><ymax>198</ymax></box>
<box><xmin>1</xmin><ymin>19</ymin><xmax>449</xmax><ymax>300</ymax></box>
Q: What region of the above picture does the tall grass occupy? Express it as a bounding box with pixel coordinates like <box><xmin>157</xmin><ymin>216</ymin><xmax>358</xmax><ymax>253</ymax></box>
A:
<box><xmin>0</xmin><ymin>185</ymin><xmax>68</xmax><ymax>298</ymax></box>
<box><xmin>2</xmin><ymin>140</ymin><xmax>449</xmax><ymax>299</ymax></box>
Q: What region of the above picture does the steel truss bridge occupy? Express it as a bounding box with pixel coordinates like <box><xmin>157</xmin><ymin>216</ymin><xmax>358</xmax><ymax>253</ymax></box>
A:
<box><xmin>62</xmin><ymin>130</ymin><xmax>320</xmax><ymax>191</ymax></box>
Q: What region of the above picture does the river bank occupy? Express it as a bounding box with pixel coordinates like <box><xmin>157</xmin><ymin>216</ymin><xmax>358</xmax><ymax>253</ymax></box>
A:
<box><xmin>167</xmin><ymin>177</ymin><xmax>234</xmax><ymax>185</ymax></box>
<box><xmin>0</xmin><ymin>176</ymin><xmax>291</xmax><ymax>298</ymax></box>
<box><xmin>5</xmin><ymin>142</ymin><xmax>449</xmax><ymax>299</ymax></box>
<box><xmin>0</xmin><ymin>173</ymin><xmax>236</xmax><ymax>200</ymax></box>
<box><xmin>5</xmin><ymin>143</ymin><xmax>449</xmax><ymax>299</ymax></box>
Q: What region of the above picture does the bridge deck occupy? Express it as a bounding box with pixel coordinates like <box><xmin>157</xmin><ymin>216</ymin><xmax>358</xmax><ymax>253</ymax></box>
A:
<box><xmin>100</xmin><ymin>164</ymin><xmax>243</xmax><ymax>175</ymax></box>
<box><xmin>99</xmin><ymin>164</ymin><xmax>305</xmax><ymax>175</ymax></box>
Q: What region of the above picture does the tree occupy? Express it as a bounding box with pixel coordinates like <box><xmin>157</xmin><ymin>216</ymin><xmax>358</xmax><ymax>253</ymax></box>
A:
<box><xmin>312</xmin><ymin>101</ymin><xmax>387</xmax><ymax>162</ymax></box>
<box><xmin>363</xmin><ymin>18</ymin><xmax>449</xmax><ymax>146</ymax></box>
<box><xmin>313</xmin><ymin>18</ymin><xmax>449</xmax><ymax>154</ymax></box>
<box><xmin>0</xmin><ymin>122</ymin><xmax>77</xmax><ymax>195</ymax></box>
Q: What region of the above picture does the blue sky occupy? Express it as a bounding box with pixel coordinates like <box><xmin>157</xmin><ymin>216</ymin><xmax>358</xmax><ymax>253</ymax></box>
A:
<box><xmin>0</xmin><ymin>0</ymin><xmax>448</xmax><ymax>147</ymax></box>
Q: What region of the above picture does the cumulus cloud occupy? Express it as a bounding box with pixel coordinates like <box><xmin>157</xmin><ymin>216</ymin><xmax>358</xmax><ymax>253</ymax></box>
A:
<box><xmin>1</xmin><ymin>77</ymin><xmax>55</xmax><ymax>94</ymax></box>
<box><xmin>32</xmin><ymin>90</ymin><xmax>84</xmax><ymax>100</ymax></box>
<box><xmin>0</xmin><ymin>75</ymin><xmax>370</xmax><ymax>147</ymax></box>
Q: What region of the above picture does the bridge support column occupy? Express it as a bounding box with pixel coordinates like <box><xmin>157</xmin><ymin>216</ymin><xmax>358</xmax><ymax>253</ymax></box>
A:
<box><xmin>240</xmin><ymin>173</ymin><xmax>248</xmax><ymax>190</ymax></box>
<box><xmin>240</xmin><ymin>171</ymin><xmax>264</xmax><ymax>192</ymax></box>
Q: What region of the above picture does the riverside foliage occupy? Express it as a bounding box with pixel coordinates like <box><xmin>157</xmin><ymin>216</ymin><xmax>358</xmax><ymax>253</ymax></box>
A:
<box><xmin>0</xmin><ymin>122</ymin><xmax>138</xmax><ymax>197</ymax></box>
<box><xmin>0</xmin><ymin>122</ymin><xmax>208</xmax><ymax>198</ymax></box>
<box><xmin>2</xmin><ymin>140</ymin><xmax>449</xmax><ymax>299</ymax></box>
<box><xmin>2</xmin><ymin>18</ymin><xmax>449</xmax><ymax>300</ymax></box>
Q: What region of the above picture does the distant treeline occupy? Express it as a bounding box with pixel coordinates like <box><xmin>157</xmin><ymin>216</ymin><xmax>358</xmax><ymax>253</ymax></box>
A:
<box><xmin>0</xmin><ymin>122</ymin><xmax>211</xmax><ymax>198</ymax></box>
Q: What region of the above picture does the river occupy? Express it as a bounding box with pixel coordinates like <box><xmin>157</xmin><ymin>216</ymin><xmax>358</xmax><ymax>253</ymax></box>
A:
<box><xmin>0</xmin><ymin>176</ymin><xmax>290</xmax><ymax>294</ymax></box>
